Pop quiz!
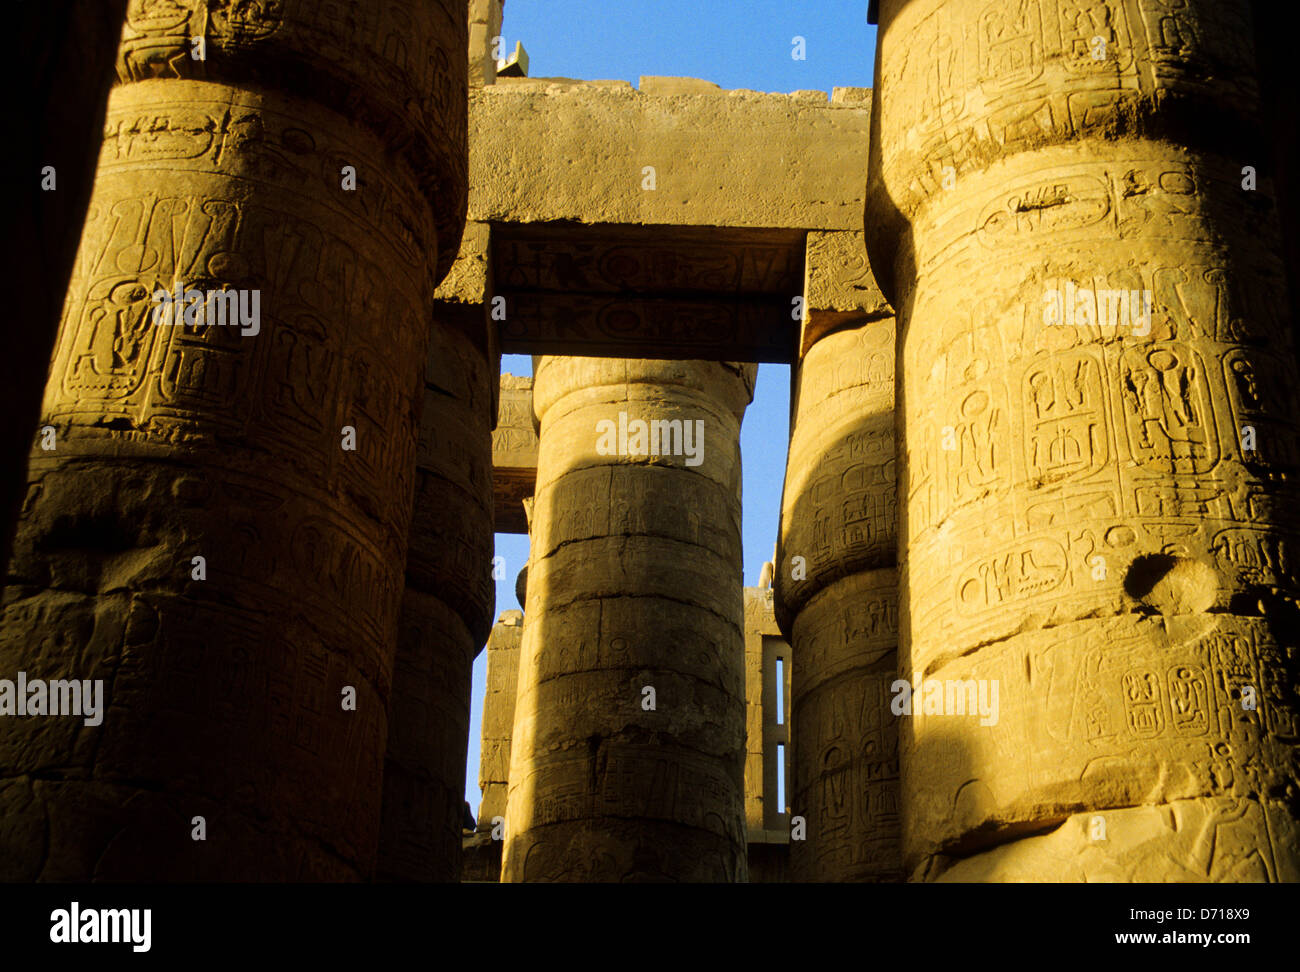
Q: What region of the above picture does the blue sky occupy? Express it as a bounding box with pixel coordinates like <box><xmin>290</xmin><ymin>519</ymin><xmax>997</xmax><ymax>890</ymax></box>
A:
<box><xmin>466</xmin><ymin>0</ymin><xmax>879</xmax><ymax>815</ymax></box>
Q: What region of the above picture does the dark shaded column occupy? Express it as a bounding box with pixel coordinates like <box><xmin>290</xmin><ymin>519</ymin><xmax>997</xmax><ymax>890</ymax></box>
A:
<box><xmin>379</xmin><ymin>320</ymin><xmax>495</xmax><ymax>882</ymax></box>
<box><xmin>5</xmin><ymin>0</ymin><xmax>128</xmax><ymax>571</ymax></box>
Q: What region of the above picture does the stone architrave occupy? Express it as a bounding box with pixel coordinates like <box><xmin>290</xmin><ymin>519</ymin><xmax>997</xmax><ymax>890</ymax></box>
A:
<box><xmin>0</xmin><ymin>1</ymin><xmax>469</xmax><ymax>881</ymax></box>
<box><xmin>501</xmin><ymin>357</ymin><xmax>756</xmax><ymax>882</ymax></box>
<box><xmin>867</xmin><ymin>0</ymin><xmax>1300</xmax><ymax>881</ymax></box>
<box><xmin>775</xmin><ymin>251</ymin><xmax>901</xmax><ymax>880</ymax></box>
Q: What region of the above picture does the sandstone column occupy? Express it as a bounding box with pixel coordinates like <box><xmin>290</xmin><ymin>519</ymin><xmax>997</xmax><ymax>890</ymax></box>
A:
<box><xmin>502</xmin><ymin>357</ymin><xmax>755</xmax><ymax>882</ymax></box>
<box><xmin>866</xmin><ymin>0</ymin><xmax>1300</xmax><ymax>881</ymax></box>
<box><xmin>379</xmin><ymin>320</ymin><xmax>495</xmax><ymax>882</ymax></box>
<box><xmin>775</xmin><ymin>232</ymin><xmax>901</xmax><ymax>880</ymax></box>
<box><xmin>742</xmin><ymin>584</ymin><xmax>792</xmax><ymax>882</ymax></box>
<box><xmin>460</xmin><ymin>608</ymin><xmax>524</xmax><ymax>881</ymax></box>
<box><xmin>5</xmin><ymin>0</ymin><xmax>127</xmax><ymax>571</ymax></box>
<box><xmin>478</xmin><ymin>610</ymin><xmax>524</xmax><ymax>832</ymax></box>
<box><xmin>0</xmin><ymin>1</ymin><xmax>468</xmax><ymax>880</ymax></box>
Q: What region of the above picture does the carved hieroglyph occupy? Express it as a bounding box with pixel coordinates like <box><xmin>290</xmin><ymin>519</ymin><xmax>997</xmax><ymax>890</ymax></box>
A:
<box><xmin>866</xmin><ymin>0</ymin><xmax>1300</xmax><ymax>881</ymax></box>
<box><xmin>501</xmin><ymin>357</ymin><xmax>756</xmax><ymax>882</ymax></box>
<box><xmin>776</xmin><ymin>316</ymin><xmax>902</xmax><ymax>882</ymax></box>
<box><xmin>0</xmin><ymin>1</ymin><xmax>468</xmax><ymax>881</ymax></box>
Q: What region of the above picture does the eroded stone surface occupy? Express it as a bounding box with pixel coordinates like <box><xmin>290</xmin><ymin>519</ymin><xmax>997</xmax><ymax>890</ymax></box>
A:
<box><xmin>776</xmin><ymin>313</ymin><xmax>902</xmax><ymax>882</ymax></box>
<box><xmin>501</xmin><ymin>357</ymin><xmax>756</xmax><ymax>882</ymax></box>
<box><xmin>866</xmin><ymin>0</ymin><xmax>1300</xmax><ymax>882</ymax></box>
<box><xmin>381</xmin><ymin>316</ymin><xmax>494</xmax><ymax>882</ymax></box>
<box><xmin>1</xmin><ymin>1</ymin><xmax>468</xmax><ymax>881</ymax></box>
<box><xmin>479</xmin><ymin>609</ymin><xmax>523</xmax><ymax>831</ymax></box>
<box><xmin>470</xmin><ymin>81</ymin><xmax>871</xmax><ymax>231</ymax></box>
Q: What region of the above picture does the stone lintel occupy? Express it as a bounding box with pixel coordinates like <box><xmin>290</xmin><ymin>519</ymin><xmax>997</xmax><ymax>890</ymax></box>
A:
<box><xmin>493</xmin><ymin>223</ymin><xmax>805</xmax><ymax>296</ymax></box>
<box><xmin>491</xmin><ymin>224</ymin><xmax>804</xmax><ymax>361</ymax></box>
<box><xmin>470</xmin><ymin>80</ymin><xmax>871</xmax><ymax>231</ymax></box>
<box><xmin>500</xmin><ymin>292</ymin><xmax>796</xmax><ymax>362</ymax></box>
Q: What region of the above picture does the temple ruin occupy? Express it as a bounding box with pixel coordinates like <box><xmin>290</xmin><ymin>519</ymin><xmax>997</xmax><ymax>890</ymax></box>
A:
<box><xmin>3</xmin><ymin>0</ymin><xmax>1298</xmax><ymax>883</ymax></box>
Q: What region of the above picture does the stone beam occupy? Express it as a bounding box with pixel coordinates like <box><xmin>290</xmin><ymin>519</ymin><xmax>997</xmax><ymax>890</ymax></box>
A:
<box><xmin>432</xmin><ymin>80</ymin><xmax>873</xmax><ymax>363</ymax></box>
<box><xmin>470</xmin><ymin>79</ymin><xmax>871</xmax><ymax>232</ymax></box>
<box><xmin>500</xmin><ymin>292</ymin><xmax>796</xmax><ymax>362</ymax></box>
<box><xmin>492</xmin><ymin>224</ymin><xmax>803</xmax><ymax>362</ymax></box>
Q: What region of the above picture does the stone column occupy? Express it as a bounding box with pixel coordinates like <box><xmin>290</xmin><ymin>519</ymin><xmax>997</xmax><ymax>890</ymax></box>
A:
<box><xmin>743</xmin><ymin>584</ymin><xmax>792</xmax><ymax>882</ymax></box>
<box><xmin>502</xmin><ymin>357</ymin><xmax>755</xmax><ymax>882</ymax></box>
<box><xmin>775</xmin><ymin>233</ymin><xmax>901</xmax><ymax>880</ymax></box>
<box><xmin>867</xmin><ymin>0</ymin><xmax>1300</xmax><ymax>881</ymax></box>
<box><xmin>460</xmin><ymin>607</ymin><xmax>524</xmax><ymax>880</ymax></box>
<box><xmin>379</xmin><ymin>321</ymin><xmax>495</xmax><ymax>882</ymax></box>
<box><xmin>5</xmin><ymin>0</ymin><xmax>127</xmax><ymax>571</ymax></box>
<box><xmin>478</xmin><ymin>610</ymin><xmax>524</xmax><ymax>830</ymax></box>
<box><xmin>0</xmin><ymin>1</ymin><xmax>468</xmax><ymax>881</ymax></box>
